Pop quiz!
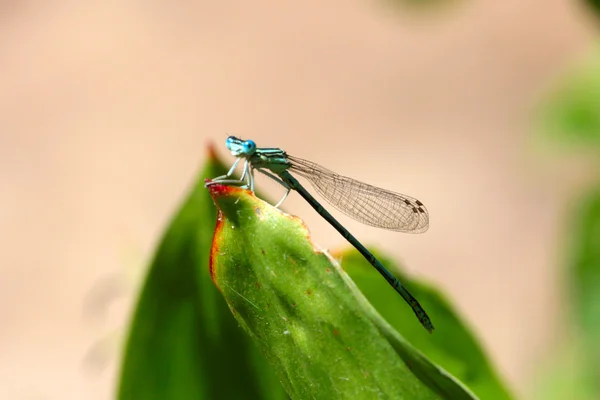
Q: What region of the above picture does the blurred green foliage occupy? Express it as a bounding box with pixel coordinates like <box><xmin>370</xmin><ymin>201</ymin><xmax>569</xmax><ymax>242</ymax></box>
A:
<box><xmin>538</xmin><ymin>48</ymin><xmax>600</xmax><ymax>148</ymax></box>
<box><xmin>568</xmin><ymin>186</ymin><xmax>600</xmax><ymax>396</ymax></box>
<box><xmin>383</xmin><ymin>0</ymin><xmax>464</xmax><ymax>14</ymax></box>
<box><xmin>585</xmin><ymin>0</ymin><xmax>600</xmax><ymax>16</ymax></box>
<box><xmin>530</xmin><ymin>186</ymin><xmax>600</xmax><ymax>400</ymax></box>
<box><xmin>532</xmin><ymin>40</ymin><xmax>600</xmax><ymax>399</ymax></box>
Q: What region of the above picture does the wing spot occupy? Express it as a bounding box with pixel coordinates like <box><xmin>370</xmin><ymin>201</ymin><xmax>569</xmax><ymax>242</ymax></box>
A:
<box><xmin>412</xmin><ymin>207</ymin><xmax>419</xmax><ymax>213</ymax></box>
<box><xmin>415</xmin><ymin>200</ymin><xmax>423</xmax><ymax>206</ymax></box>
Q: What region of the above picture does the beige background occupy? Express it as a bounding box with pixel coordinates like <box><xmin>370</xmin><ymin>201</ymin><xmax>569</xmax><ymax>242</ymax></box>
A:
<box><xmin>1</xmin><ymin>1</ymin><xmax>597</xmax><ymax>399</ymax></box>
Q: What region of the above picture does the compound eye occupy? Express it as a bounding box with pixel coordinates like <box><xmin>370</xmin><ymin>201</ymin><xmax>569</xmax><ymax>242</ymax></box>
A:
<box><xmin>242</xmin><ymin>140</ymin><xmax>256</xmax><ymax>154</ymax></box>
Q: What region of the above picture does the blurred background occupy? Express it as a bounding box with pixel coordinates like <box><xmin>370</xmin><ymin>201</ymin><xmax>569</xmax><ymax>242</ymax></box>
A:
<box><xmin>2</xmin><ymin>1</ymin><xmax>599</xmax><ymax>399</ymax></box>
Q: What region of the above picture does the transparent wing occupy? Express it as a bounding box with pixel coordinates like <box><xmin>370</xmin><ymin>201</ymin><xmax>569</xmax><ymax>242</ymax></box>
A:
<box><xmin>287</xmin><ymin>155</ymin><xmax>429</xmax><ymax>233</ymax></box>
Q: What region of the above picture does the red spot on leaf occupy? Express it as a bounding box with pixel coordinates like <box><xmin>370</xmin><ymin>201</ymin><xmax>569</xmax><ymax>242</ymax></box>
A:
<box><xmin>333</xmin><ymin>329</ymin><xmax>339</xmax><ymax>336</ymax></box>
<box><xmin>306</xmin><ymin>289</ymin><xmax>312</xmax><ymax>296</ymax></box>
<box><xmin>206</xmin><ymin>182</ymin><xmax>238</xmax><ymax>198</ymax></box>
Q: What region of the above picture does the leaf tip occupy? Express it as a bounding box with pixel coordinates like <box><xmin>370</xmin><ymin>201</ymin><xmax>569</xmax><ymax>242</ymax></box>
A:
<box><xmin>205</xmin><ymin>181</ymin><xmax>251</xmax><ymax>200</ymax></box>
<box><xmin>206</xmin><ymin>140</ymin><xmax>218</xmax><ymax>160</ymax></box>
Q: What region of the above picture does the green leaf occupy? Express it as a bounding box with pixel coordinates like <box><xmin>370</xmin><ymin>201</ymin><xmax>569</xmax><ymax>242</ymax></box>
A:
<box><xmin>568</xmin><ymin>185</ymin><xmax>600</xmax><ymax>395</ymax></box>
<box><xmin>536</xmin><ymin>47</ymin><xmax>600</xmax><ymax>149</ymax></box>
<box><xmin>208</xmin><ymin>183</ymin><xmax>477</xmax><ymax>400</ymax></box>
<box><xmin>530</xmin><ymin>185</ymin><xmax>600</xmax><ymax>400</ymax></box>
<box><xmin>340</xmin><ymin>250</ymin><xmax>513</xmax><ymax>400</ymax></box>
<box><xmin>382</xmin><ymin>0</ymin><xmax>464</xmax><ymax>13</ymax></box>
<box><xmin>117</xmin><ymin>149</ymin><xmax>287</xmax><ymax>400</ymax></box>
<box><xmin>531</xmin><ymin>340</ymin><xmax>598</xmax><ymax>400</ymax></box>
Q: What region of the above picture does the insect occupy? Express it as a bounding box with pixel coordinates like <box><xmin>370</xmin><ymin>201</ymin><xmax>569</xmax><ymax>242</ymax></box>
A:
<box><xmin>207</xmin><ymin>136</ymin><xmax>433</xmax><ymax>332</ymax></box>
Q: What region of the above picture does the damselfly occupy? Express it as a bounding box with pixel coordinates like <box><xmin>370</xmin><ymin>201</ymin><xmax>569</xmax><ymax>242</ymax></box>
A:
<box><xmin>206</xmin><ymin>136</ymin><xmax>433</xmax><ymax>332</ymax></box>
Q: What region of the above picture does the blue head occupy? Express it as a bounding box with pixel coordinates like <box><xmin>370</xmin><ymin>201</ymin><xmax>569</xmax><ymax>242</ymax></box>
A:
<box><xmin>226</xmin><ymin>136</ymin><xmax>257</xmax><ymax>157</ymax></box>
